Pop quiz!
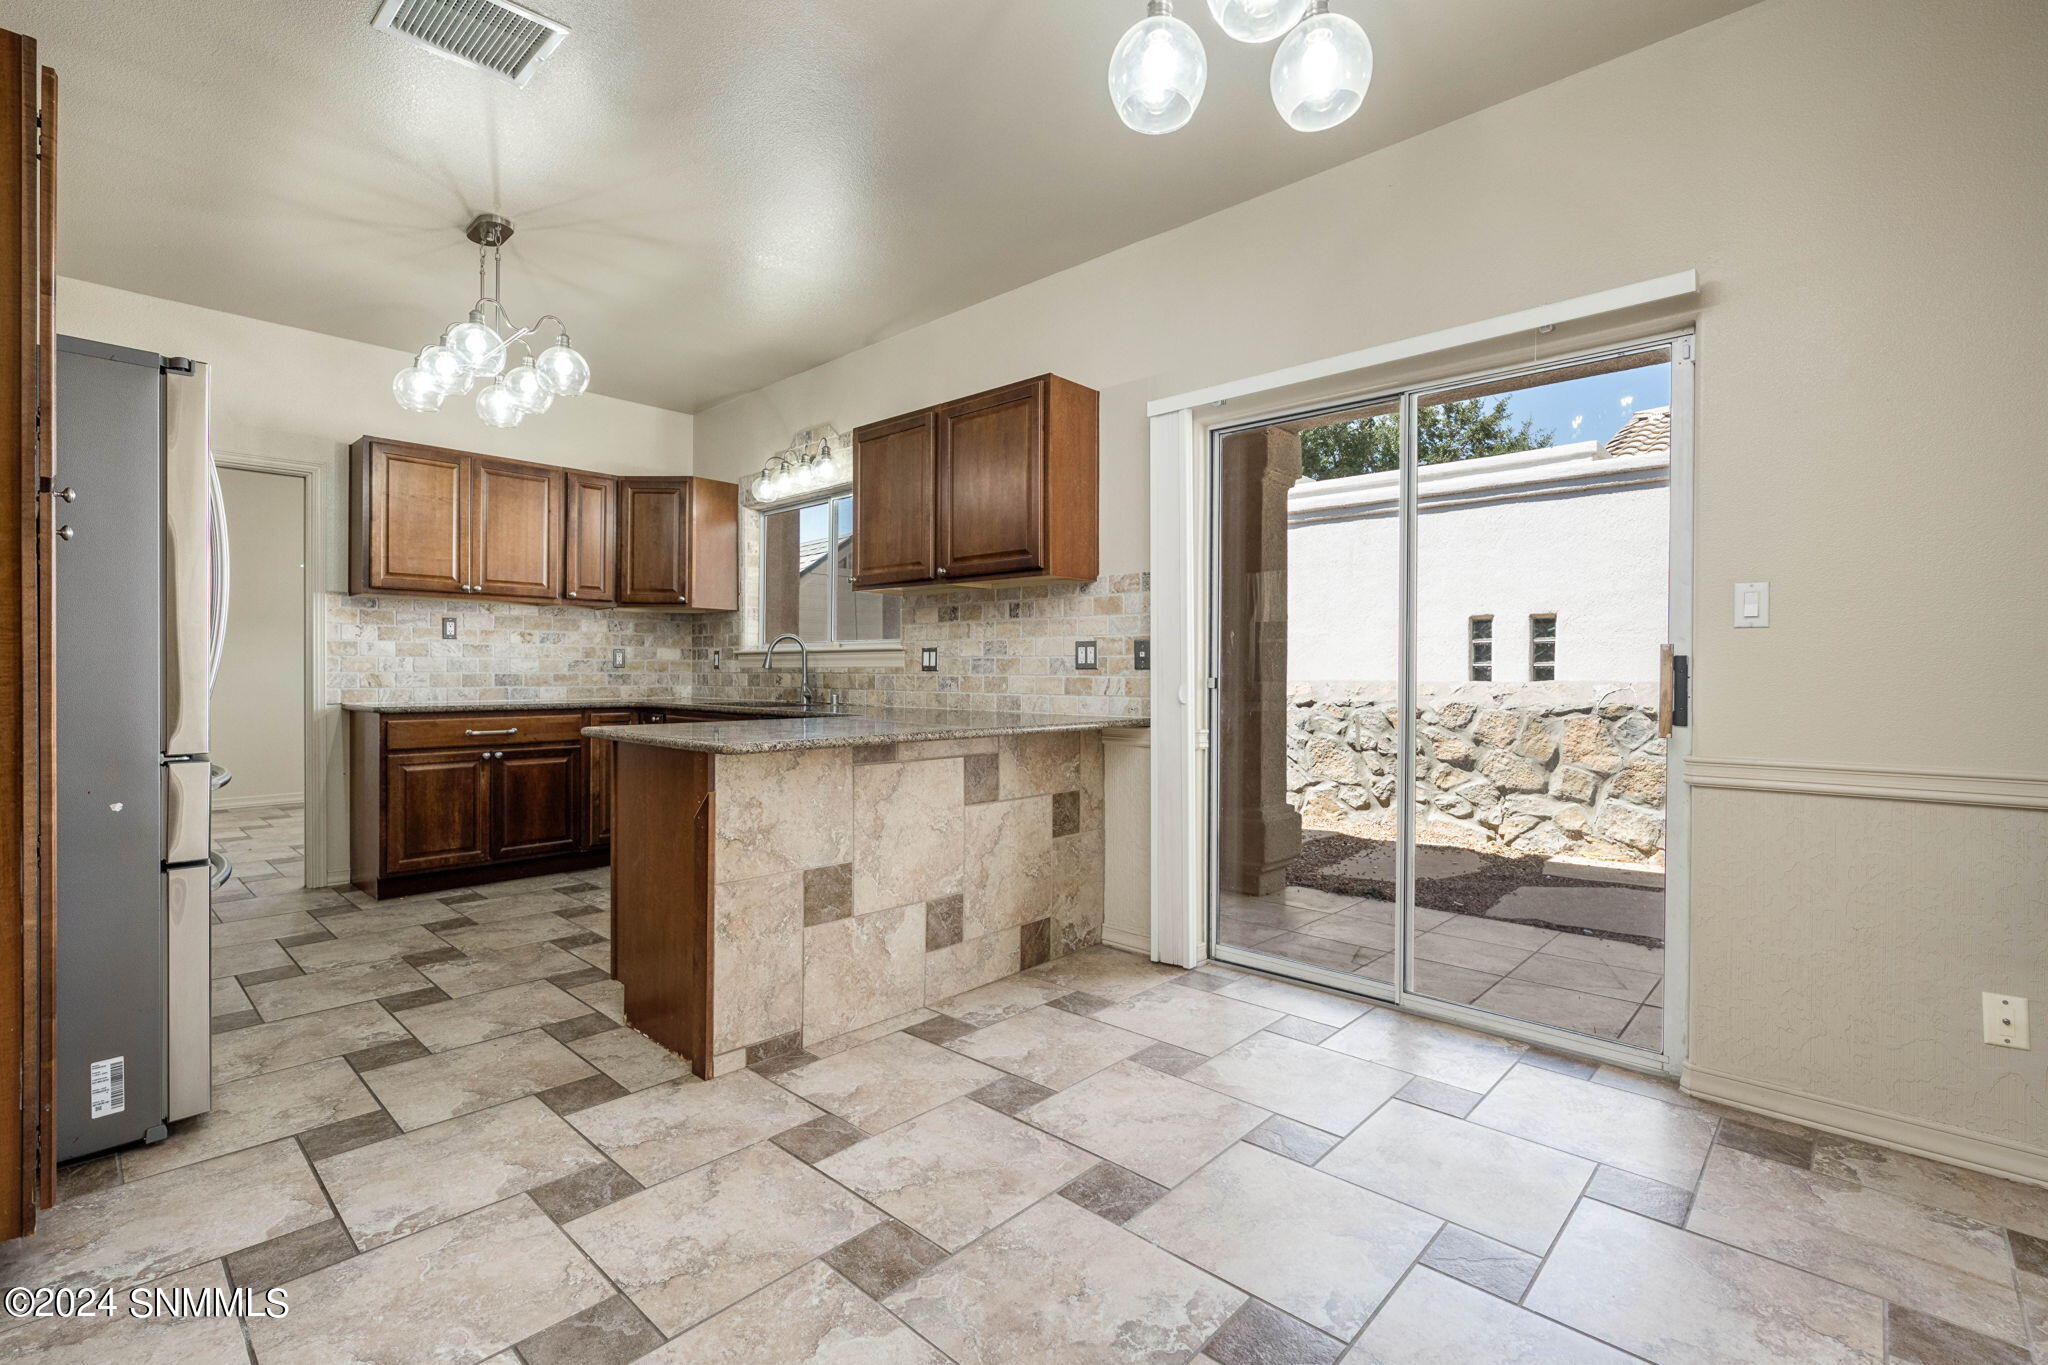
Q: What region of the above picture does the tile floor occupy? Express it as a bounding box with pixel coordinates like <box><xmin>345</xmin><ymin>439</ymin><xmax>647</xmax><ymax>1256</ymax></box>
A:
<box><xmin>5</xmin><ymin>804</ymin><xmax>2046</xmax><ymax>1363</ymax></box>
<box><xmin>1217</xmin><ymin>882</ymin><xmax>1665</xmax><ymax>1047</ymax></box>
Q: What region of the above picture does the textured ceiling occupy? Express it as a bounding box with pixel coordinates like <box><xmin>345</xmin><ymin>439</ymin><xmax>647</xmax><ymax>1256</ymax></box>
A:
<box><xmin>18</xmin><ymin>0</ymin><xmax>1754</xmax><ymax>412</ymax></box>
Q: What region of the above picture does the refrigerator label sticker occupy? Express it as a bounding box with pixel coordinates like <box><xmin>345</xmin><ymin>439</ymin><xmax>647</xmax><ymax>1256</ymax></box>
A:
<box><xmin>90</xmin><ymin>1056</ymin><xmax>126</xmax><ymax>1119</ymax></box>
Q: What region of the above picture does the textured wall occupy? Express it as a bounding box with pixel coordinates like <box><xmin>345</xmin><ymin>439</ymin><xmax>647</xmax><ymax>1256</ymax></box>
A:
<box><xmin>214</xmin><ymin>468</ymin><xmax>307</xmax><ymax>805</ymax></box>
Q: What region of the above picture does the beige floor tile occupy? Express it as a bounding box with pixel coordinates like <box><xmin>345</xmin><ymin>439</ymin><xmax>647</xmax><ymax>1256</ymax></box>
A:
<box><xmin>565</xmin><ymin>1069</ymin><xmax>820</xmax><ymax>1184</ymax></box>
<box><xmin>454</xmin><ymin>890</ymin><xmax>596</xmax><ymax>923</ymax></box>
<box><xmin>1019</xmin><ymin>944</ymin><xmax>1184</xmax><ymax>1002</ymax></box>
<box><xmin>1413</xmin><ymin>928</ymin><xmax>1540</xmax><ymax>977</ymax></box>
<box><xmin>819</xmin><ymin>1097</ymin><xmax>1097</xmax><ymax>1250</ymax></box>
<box><xmin>285</xmin><ymin>924</ymin><xmax>448</xmax><ymax>973</ymax></box>
<box><xmin>1213</xmin><ymin>974</ymin><xmax>1372</xmax><ymax>1027</ymax></box>
<box><xmin>932</xmin><ymin>975</ymin><xmax>1070</xmax><ymax>1028</ymax></box>
<box><xmin>245</xmin><ymin>960</ymin><xmax>430</xmax><ymax>1021</ymax></box>
<box><xmin>122</xmin><ymin>1058</ymin><xmax>378</xmax><ymax>1180</ymax></box>
<box><xmin>318</xmin><ymin>1097</ymin><xmax>609</xmax><ymax>1249</ymax></box>
<box><xmin>1469</xmin><ymin>978</ymin><xmax>1639</xmax><ymax>1039</ymax></box>
<box><xmin>0</xmin><ymin>1260</ymin><xmax>251</xmax><ymax>1364</ymax></box>
<box><xmin>888</xmin><ymin>1193</ymin><xmax>1243</xmax><ymax>1364</ymax></box>
<box><xmin>1525</xmin><ymin>1200</ymin><xmax>1885</xmax><ymax>1364</ymax></box>
<box><xmin>1811</xmin><ymin>1137</ymin><xmax>2048</xmax><ymax>1242</ymax></box>
<box><xmin>364</xmin><ymin>1029</ymin><xmax>596</xmax><ymax>1130</ymax></box>
<box><xmin>416</xmin><ymin>941</ymin><xmax>589</xmax><ymax>998</ymax></box>
<box><xmin>1319</xmin><ymin>1099</ymin><xmax>1594</xmax><ymax>1254</ymax></box>
<box><xmin>210</xmin><ymin>939</ymin><xmax>291</xmax><ymax>980</ymax></box>
<box><xmin>247</xmin><ymin>1196</ymin><xmax>611</xmax><ymax>1364</ymax></box>
<box><xmin>806</xmin><ymin>1008</ymin><xmax>935</xmax><ymax>1059</ymax></box>
<box><xmin>1343</xmin><ymin>1266</ymin><xmax>1633</xmax><ymax>1363</ymax></box>
<box><xmin>567</xmin><ymin>1026</ymin><xmax>692</xmax><ymax>1091</ymax></box>
<box><xmin>1687</xmin><ymin>1145</ymin><xmax>2026</xmax><ymax>1343</ymax></box>
<box><xmin>1540</xmin><ymin>933</ymin><xmax>1664</xmax><ymax>972</ymax></box>
<box><xmin>1184</xmin><ymin>1030</ymin><xmax>1407</xmax><ymax>1136</ymax></box>
<box><xmin>1022</xmin><ymin>1060</ymin><xmax>1266</xmax><ymax>1185</ymax></box>
<box><xmin>946</xmin><ymin>1004</ymin><xmax>1151</xmax><ymax>1089</ymax></box>
<box><xmin>209</xmin><ymin>976</ymin><xmax>252</xmax><ymax>1017</ymax></box>
<box><xmin>1090</xmin><ymin>984</ymin><xmax>1282</xmax><ymax>1056</ymax></box>
<box><xmin>776</xmin><ymin>1032</ymin><xmax>1000</xmax><ymax>1134</ymax></box>
<box><xmin>211</xmin><ymin>1000</ymin><xmax>409</xmax><ymax>1084</ymax></box>
<box><xmin>0</xmin><ymin>1140</ymin><xmax>328</xmax><ymax>1292</ymax></box>
<box><xmin>641</xmin><ymin>1261</ymin><xmax>946</xmax><ymax>1364</ymax></box>
<box><xmin>1323</xmin><ymin>1009</ymin><xmax>1525</xmax><ymax>1092</ymax></box>
<box><xmin>565</xmin><ymin>1143</ymin><xmax>884</xmax><ymax>1335</ymax></box>
<box><xmin>397</xmin><ymin>979</ymin><xmax>590</xmax><ymax>1051</ymax></box>
<box><xmin>211</xmin><ymin>910</ymin><xmax>323</xmax><ymax>946</ymax></box>
<box><xmin>1132</xmin><ymin>1141</ymin><xmax>1438</xmax><ymax>1338</ymax></box>
<box><xmin>1506</xmin><ymin>950</ymin><xmax>1661</xmax><ymax>1003</ymax></box>
<box><xmin>570</xmin><ymin>977</ymin><xmax>627</xmax><ymax>1023</ymax></box>
<box><xmin>1470</xmin><ymin>1066</ymin><xmax>1716</xmax><ymax>1189</ymax></box>
<box><xmin>314</xmin><ymin>898</ymin><xmax>471</xmax><ymax>937</ymax></box>
<box><xmin>437</xmin><ymin>911</ymin><xmax>588</xmax><ymax>954</ymax></box>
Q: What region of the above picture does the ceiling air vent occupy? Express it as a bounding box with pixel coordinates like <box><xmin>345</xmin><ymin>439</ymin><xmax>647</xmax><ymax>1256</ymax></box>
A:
<box><xmin>372</xmin><ymin>0</ymin><xmax>569</xmax><ymax>86</ymax></box>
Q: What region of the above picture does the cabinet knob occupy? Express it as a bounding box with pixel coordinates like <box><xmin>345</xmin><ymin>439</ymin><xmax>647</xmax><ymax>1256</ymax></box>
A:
<box><xmin>567</xmin><ymin>590</ymin><xmax>577</xmax><ymax>598</ymax></box>
<box><xmin>935</xmin><ymin>566</ymin><xmax>947</xmax><ymax>577</ymax></box>
<box><xmin>676</xmin><ymin>594</ymin><xmax>686</xmax><ymax>603</ymax></box>
<box><xmin>50</xmin><ymin>486</ymin><xmax>76</xmax><ymax>502</ymax></box>
<box><xmin>56</xmin><ymin>525</ymin><xmax>74</xmax><ymax>540</ymax></box>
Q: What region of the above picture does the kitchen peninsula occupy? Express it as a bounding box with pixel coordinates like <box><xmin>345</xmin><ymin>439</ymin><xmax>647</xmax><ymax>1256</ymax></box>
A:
<box><xmin>591</xmin><ymin>708</ymin><xmax>1144</xmax><ymax>1077</ymax></box>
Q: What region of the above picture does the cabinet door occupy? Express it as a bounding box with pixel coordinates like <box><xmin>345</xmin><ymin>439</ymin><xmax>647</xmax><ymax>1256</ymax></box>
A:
<box><xmin>936</xmin><ymin>379</ymin><xmax>1044</xmax><ymax>580</ymax></box>
<box><xmin>851</xmin><ymin>411</ymin><xmax>936</xmax><ymax>587</ymax></box>
<box><xmin>583</xmin><ymin>710</ymin><xmax>636</xmax><ymax>848</ymax></box>
<box><xmin>490</xmin><ymin>744</ymin><xmax>584</xmax><ymax>860</ymax></box>
<box><xmin>357</xmin><ymin>441</ymin><xmax>468</xmax><ymax>595</ymax></box>
<box><xmin>618</xmin><ymin>478</ymin><xmax>690</xmax><ymax>604</ymax></box>
<box><xmin>562</xmin><ymin>471</ymin><xmax>617</xmax><ymax>605</ymax></box>
<box><xmin>471</xmin><ymin>459</ymin><xmax>562</xmax><ymax>599</ymax></box>
<box><xmin>384</xmin><ymin>748</ymin><xmax>492</xmax><ymax>874</ymax></box>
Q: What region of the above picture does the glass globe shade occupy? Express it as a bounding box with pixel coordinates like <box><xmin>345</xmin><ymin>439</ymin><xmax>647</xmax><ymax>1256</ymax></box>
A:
<box><xmin>445</xmin><ymin>319</ymin><xmax>505</xmax><ymax>376</ymax></box>
<box><xmin>417</xmin><ymin>345</ymin><xmax>469</xmax><ymax>395</ymax></box>
<box><xmin>1108</xmin><ymin>3</ymin><xmax>1206</xmax><ymax>135</ymax></box>
<box><xmin>392</xmin><ymin>366</ymin><xmax>444</xmax><ymax>413</ymax></box>
<box><xmin>475</xmin><ymin>382</ymin><xmax>524</xmax><ymax>428</ymax></box>
<box><xmin>1270</xmin><ymin>5</ymin><xmax>1372</xmax><ymax>131</ymax></box>
<box><xmin>536</xmin><ymin>344</ymin><xmax>591</xmax><ymax>397</ymax></box>
<box><xmin>501</xmin><ymin>361</ymin><xmax>553</xmax><ymax>414</ymax></box>
<box><xmin>1208</xmin><ymin>0</ymin><xmax>1308</xmax><ymax>43</ymax></box>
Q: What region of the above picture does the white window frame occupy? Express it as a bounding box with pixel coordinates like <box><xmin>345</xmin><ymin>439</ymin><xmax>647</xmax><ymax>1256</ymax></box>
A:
<box><xmin>738</xmin><ymin>488</ymin><xmax>905</xmax><ymax>668</ymax></box>
<box><xmin>1468</xmin><ymin>615</ymin><xmax>1494</xmax><ymax>682</ymax></box>
<box><xmin>1529</xmin><ymin>612</ymin><xmax>1558</xmax><ymax>682</ymax></box>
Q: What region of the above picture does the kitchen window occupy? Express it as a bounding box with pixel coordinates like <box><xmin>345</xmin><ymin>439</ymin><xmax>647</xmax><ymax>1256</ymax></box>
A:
<box><xmin>1468</xmin><ymin>615</ymin><xmax>1493</xmax><ymax>682</ymax></box>
<box><xmin>1530</xmin><ymin>613</ymin><xmax>1557</xmax><ymax>681</ymax></box>
<box><xmin>758</xmin><ymin>493</ymin><xmax>901</xmax><ymax>648</ymax></box>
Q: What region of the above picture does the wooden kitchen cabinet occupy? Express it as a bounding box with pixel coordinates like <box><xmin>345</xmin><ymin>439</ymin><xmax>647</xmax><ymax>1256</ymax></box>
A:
<box><xmin>563</xmin><ymin>470</ymin><xmax>617</xmax><ymax>605</ymax></box>
<box><xmin>352</xmin><ymin>439</ymin><xmax>468</xmax><ymax>596</ymax></box>
<box><xmin>380</xmin><ymin>748</ymin><xmax>492</xmax><ymax>876</ymax></box>
<box><xmin>618</xmin><ymin>476</ymin><xmax>740</xmax><ymax>610</ymax></box>
<box><xmin>470</xmin><ymin>458</ymin><xmax>562</xmax><ymax>599</ymax></box>
<box><xmin>489</xmin><ymin>743</ymin><xmax>583</xmax><ymax>860</ymax></box>
<box><xmin>850</xmin><ymin>374</ymin><xmax>1097</xmax><ymax>589</ymax></box>
<box><xmin>583</xmin><ymin>709</ymin><xmax>637</xmax><ymax>848</ymax></box>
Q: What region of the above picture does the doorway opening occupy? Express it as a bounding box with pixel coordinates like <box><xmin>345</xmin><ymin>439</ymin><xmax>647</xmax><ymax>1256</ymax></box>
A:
<box><xmin>1210</xmin><ymin>337</ymin><xmax>1687</xmax><ymax>1060</ymax></box>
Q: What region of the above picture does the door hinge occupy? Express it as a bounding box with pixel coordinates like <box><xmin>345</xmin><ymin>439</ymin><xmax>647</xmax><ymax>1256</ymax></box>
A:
<box><xmin>1195</xmin><ymin>729</ymin><xmax>1211</xmax><ymax>751</ymax></box>
<box><xmin>1671</xmin><ymin>653</ymin><xmax>1691</xmax><ymax>728</ymax></box>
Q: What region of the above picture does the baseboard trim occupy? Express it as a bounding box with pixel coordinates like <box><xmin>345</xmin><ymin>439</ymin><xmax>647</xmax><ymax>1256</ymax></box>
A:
<box><xmin>1683</xmin><ymin>1064</ymin><xmax>2048</xmax><ymax>1189</ymax></box>
<box><xmin>212</xmin><ymin>791</ymin><xmax>306</xmax><ymax>812</ymax></box>
<box><xmin>1684</xmin><ymin>757</ymin><xmax>2048</xmax><ymax>811</ymax></box>
<box><xmin>1102</xmin><ymin>925</ymin><xmax>1151</xmax><ymax>955</ymax></box>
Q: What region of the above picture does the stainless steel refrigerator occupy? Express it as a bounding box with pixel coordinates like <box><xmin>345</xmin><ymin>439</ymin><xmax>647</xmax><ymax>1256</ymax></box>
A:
<box><xmin>53</xmin><ymin>337</ymin><xmax>224</xmax><ymax>1160</ymax></box>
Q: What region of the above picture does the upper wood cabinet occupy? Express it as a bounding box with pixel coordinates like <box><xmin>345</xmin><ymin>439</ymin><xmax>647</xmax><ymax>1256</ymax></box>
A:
<box><xmin>350</xmin><ymin>438</ymin><xmax>738</xmax><ymax>611</ymax></box>
<box><xmin>563</xmin><ymin>470</ymin><xmax>617</xmax><ymax>605</ymax></box>
<box><xmin>618</xmin><ymin>476</ymin><xmax>739</xmax><ymax>610</ymax></box>
<box><xmin>851</xmin><ymin>374</ymin><xmax>1097</xmax><ymax>590</ymax></box>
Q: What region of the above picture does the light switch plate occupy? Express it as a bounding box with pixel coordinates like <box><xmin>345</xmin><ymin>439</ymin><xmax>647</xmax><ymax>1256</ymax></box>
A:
<box><xmin>1984</xmin><ymin>992</ymin><xmax>2030</xmax><ymax>1049</ymax></box>
<box><xmin>711</xmin><ymin>648</ymin><xmax>722</xmax><ymax>670</ymax></box>
<box><xmin>1075</xmin><ymin>640</ymin><xmax>1099</xmax><ymax>670</ymax></box>
<box><xmin>1733</xmin><ymin>581</ymin><xmax>1770</xmax><ymax>628</ymax></box>
<box><xmin>440</xmin><ymin>617</ymin><xmax>458</xmax><ymax>640</ymax></box>
<box><xmin>920</xmin><ymin>646</ymin><xmax>939</xmax><ymax>672</ymax></box>
<box><xmin>611</xmin><ymin>647</ymin><xmax>626</xmax><ymax>669</ymax></box>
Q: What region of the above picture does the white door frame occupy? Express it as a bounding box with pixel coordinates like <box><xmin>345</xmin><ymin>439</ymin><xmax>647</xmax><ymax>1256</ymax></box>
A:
<box><xmin>1148</xmin><ymin>273</ymin><xmax>1698</xmax><ymax>1075</ymax></box>
<box><xmin>210</xmin><ymin>449</ymin><xmax>329</xmax><ymax>891</ymax></box>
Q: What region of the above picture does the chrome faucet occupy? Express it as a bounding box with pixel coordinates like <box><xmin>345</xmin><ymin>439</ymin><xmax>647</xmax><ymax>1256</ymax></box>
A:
<box><xmin>763</xmin><ymin>634</ymin><xmax>813</xmax><ymax>709</ymax></box>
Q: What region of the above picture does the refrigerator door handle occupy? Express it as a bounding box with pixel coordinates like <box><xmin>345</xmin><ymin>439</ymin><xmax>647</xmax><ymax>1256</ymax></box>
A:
<box><xmin>165</xmin><ymin>863</ymin><xmax>211</xmax><ymax>1122</ymax></box>
<box><xmin>206</xmin><ymin>451</ymin><xmax>231</xmax><ymax>692</ymax></box>
<box><xmin>162</xmin><ymin>360</ymin><xmax>212</xmax><ymax>758</ymax></box>
<box><xmin>163</xmin><ymin>758</ymin><xmax>212</xmax><ymax>867</ymax></box>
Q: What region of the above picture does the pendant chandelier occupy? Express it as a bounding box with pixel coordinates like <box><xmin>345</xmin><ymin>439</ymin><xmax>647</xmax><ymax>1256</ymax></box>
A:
<box><xmin>392</xmin><ymin>214</ymin><xmax>591</xmax><ymax>428</ymax></box>
<box><xmin>1108</xmin><ymin>0</ymin><xmax>1373</xmax><ymax>136</ymax></box>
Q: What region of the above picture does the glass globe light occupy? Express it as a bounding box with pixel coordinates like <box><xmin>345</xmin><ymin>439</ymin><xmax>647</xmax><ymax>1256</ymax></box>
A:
<box><xmin>1108</xmin><ymin>1</ymin><xmax>1206</xmax><ymax>135</ymax></box>
<box><xmin>445</xmin><ymin>318</ymin><xmax>505</xmax><ymax>376</ymax></box>
<box><xmin>501</xmin><ymin>361</ymin><xmax>553</xmax><ymax>414</ymax></box>
<box><xmin>475</xmin><ymin>382</ymin><xmax>524</xmax><ymax>428</ymax></box>
<box><xmin>1270</xmin><ymin>1</ymin><xmax>1372</xmax><ymax>132</ymax></box>
<box><xmin>417</xmin><ymin>345</ymin><xmax>470</xmax><ymax>395</ymax></box>
<box><xmin>1208</xmin><ymin>0</ymin><xmax>1308</xmax><ymax>43</ymax></box>
<box><xmin>392</xmin><ymin>366</ymin><xmax>444</xmax><ymax>413</ymax></box>
<box><xmin>536</xmin><ymin>343</ymin><xmax>591</xmax><ymax>397</ymax></box>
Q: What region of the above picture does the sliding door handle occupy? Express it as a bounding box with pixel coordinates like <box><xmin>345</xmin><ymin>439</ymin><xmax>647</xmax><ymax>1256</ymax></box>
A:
<box><xmin>1659</xmin><ymin>647</ymin><xmax>1690</xmax><ymax>736</ymax></box>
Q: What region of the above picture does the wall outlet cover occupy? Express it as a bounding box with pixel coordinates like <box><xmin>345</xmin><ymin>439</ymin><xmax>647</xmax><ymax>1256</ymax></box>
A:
<box><xmin>711</xmin><ymin>648</ymin><xmax>722</xmax><ymax>670</ymax></box>
<box><xmin>441</xmin><ymin>617</ymin><xmax>458</xmax><ymax>640</ymax></box>
<box><xmin>1984</xmin><ymin>992</ymin><xmax>2030</xmax><ymax>1049</ymax></box>
<box><xmin>1134</xmin><ymin>638</ymin><xmax>1150</xmax><ymax>670</ymax></box>
<box><xmin>1075</xmin><ymin>640</ymin><xmax>1099</xmax><ymax>670</ymax></box>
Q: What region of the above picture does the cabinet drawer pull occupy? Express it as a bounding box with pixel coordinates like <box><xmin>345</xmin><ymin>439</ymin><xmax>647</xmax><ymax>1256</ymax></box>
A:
<box><xmin>465</xmin><ymin>727</ymin><xmax>519</xmax><ymax>736</ymax></box>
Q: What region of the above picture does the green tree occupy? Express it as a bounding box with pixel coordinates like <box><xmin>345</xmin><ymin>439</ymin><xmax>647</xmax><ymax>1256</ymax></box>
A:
<box><xmin>1298</xmin><ymin>398</ymin><xmax>1554</xmax><ymax>480</ymax></box>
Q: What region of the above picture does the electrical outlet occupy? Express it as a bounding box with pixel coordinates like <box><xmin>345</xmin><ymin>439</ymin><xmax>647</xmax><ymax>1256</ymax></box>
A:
<box><xmin>1984</xmin><ymin>993</ymin><xmax>2030</xmax><ymax>1049</ymax></box>
<box><xmin>440</xmin><ymin>617</ymin><xmax>458</xmax><ymax>640</ymax></box>
<box><xmin>611</xmin><ymin>647</ymin><xmax>626</xmax><ymax>669</ymax></box>
<box><xmin>1075</xmin><ymin>640</ymin><xmax>1099</xmax><ymax>670</ymax></box>
<box><xmin>1133</xmin><ymin>638</ymin><xmax>1150</xmax><ymax>670</ymax></box>
<box><xmin>711</xmin><ymin>648</ymin><xmax>722</xmax><ymax>671</ymax></box>
<box><xmin>920</xmin><ymin>646</ymin><xmax>939</xmax><ymax>672</ymax></box>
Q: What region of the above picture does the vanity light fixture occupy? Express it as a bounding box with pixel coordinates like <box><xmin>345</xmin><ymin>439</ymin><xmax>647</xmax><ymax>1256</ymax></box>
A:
<box><xmin>748</xmin><ymin>426</ymin><xmax>852</xmax><ymax>508</ymax></box>
<box><xmin>391</xmin><ymin>214</ymin><xmax>591</xmax><ymax>427</ymax></box>
<box><xmin>1108</xmin><ymin>0</ymin><xmax>1370</xmax><ymax>133</ymax></box>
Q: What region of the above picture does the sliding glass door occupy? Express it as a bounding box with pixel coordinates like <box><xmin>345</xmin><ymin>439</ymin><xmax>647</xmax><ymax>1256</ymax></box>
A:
<box><xmin>1208</xmin><ymin>339</ymin><xmax>1685</xmax><ymax>1059</ymax></box>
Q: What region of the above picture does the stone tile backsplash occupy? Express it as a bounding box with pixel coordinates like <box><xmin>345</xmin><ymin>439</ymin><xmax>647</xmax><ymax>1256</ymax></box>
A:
<box><xmin>325</xmin><ymin>576</ymin><xmax>1152</xmax><ymax>717</ymax></box>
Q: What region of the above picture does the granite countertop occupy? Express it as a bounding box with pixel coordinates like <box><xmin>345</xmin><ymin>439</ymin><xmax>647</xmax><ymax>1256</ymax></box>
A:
<box><xmin>341</xmin><ymin>698</ymin><xmax>823</xmax><ymax>716</ymax></box>
<box><xmin>586</xmin><ymin>705</ymin><xmax>1148</xmax><ymax>755</ymax></box>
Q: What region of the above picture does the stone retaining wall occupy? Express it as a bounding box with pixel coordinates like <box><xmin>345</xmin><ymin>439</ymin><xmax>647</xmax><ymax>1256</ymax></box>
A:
<box><xmin>1287</xmin><ymin>681</ymin><xmax>1667</xmax><ymax>862</ymax></box>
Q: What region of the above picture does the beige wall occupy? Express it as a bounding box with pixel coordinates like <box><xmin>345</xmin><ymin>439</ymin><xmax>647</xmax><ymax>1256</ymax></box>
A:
<box><xmin>214</xmin><ymin>468</ymin><xmax>305</xmax><ymax>806</ymax></box>
<box><xmin>56</xmin><ymin>277</ymin><xmax>697</xmax><ymax>885</ymax></box>
<box><xmin>693</xmin><ymin>0</ymin><xmax>2048</xmax><ymax>1169</ymax></box>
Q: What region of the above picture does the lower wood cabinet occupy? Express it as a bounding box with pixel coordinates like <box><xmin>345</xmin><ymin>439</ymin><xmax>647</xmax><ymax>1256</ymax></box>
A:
<box><xmin>381</xmin><ymin>748</ymin><xmax>492</xmax><ymax>876</ymax></box>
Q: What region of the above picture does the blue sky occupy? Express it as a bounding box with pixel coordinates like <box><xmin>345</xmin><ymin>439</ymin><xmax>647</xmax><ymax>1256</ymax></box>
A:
<box><xmin>1490</xmin><ymin>364</ymin><xmax>1672</xmax><ymax>447</ymax></box>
